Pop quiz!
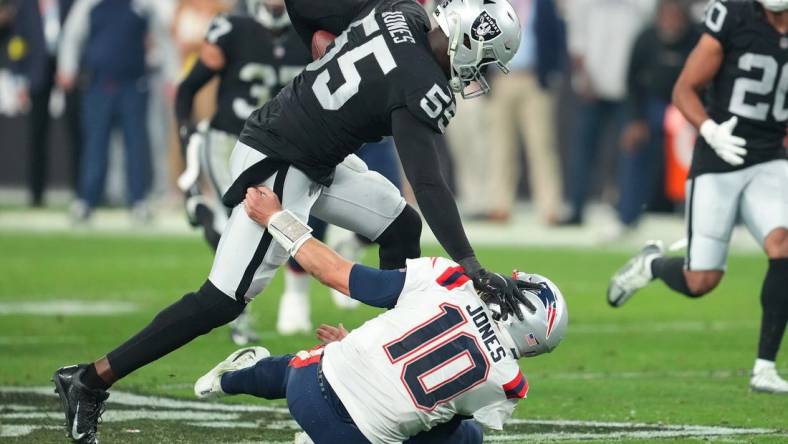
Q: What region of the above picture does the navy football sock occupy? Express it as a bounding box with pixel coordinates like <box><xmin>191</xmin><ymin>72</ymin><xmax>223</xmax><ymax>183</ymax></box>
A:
<box><xmin>220</xmin><ymin>354</ymin><xmax>294</xmax><ymax>399</ymax></box>
<box><xmin>758</xmin><ymin>258</ymin><xmax>788</xmax><ymax>361</ymax></box>
<box><xmin>651</xmin><ymin>257</ymin><xmax>694</xmax><ymax>297</ymax></box>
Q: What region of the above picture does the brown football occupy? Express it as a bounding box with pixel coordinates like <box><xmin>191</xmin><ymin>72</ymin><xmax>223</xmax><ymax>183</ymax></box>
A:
<box><xmin>311</xmin><ymin>30</ymin><xmax>337</xmax><ymax>60</ymax></box>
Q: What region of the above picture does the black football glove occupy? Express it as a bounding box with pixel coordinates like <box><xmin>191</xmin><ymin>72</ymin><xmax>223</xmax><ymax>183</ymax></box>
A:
<box><xmin>460</xmin><ymin>264</ymin><xmax>536</xmax><ymax>322</ymax></box>
<box><xmin>479</xmin><ymin>271</ymin><xmax>539</xmax><ymax>321</ymax></box>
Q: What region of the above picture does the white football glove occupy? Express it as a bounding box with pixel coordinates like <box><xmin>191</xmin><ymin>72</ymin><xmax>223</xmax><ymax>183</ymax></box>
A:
<box><xmin>699</xmin><ymin>116</ymin><xmax>748</xmax><ymax>166</ymax></box>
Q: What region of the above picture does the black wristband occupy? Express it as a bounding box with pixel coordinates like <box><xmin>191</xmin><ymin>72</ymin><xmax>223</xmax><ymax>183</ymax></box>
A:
<box><xmin>458</xmin><ymin>256</ymin><xmax>483</xmax><ymax>278</ymax></box>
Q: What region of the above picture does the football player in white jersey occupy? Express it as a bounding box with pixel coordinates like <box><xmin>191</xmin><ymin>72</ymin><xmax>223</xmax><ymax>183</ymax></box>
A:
<box><xmin>193</xmin><ymin>186</ymin><xmax>569</xmax><ymax>444</ymax></box>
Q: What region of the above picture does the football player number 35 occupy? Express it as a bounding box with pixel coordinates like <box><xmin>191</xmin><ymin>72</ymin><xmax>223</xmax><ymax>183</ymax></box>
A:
<box><xmin>307</xmin><ymin>10</ymin><xmax>396</xmax><ymax>110</ymax></box>
<box><xmin>383</xmin><ymin>304</ymin><xmax>489</xmax><ymax>411</ymax></box>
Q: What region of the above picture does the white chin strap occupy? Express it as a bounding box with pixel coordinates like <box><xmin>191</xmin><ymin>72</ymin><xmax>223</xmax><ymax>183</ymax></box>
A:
<box><xmin>445</xmin><ymin>16</ymin><xmax>463</xmax><ymax>93</ymax></box>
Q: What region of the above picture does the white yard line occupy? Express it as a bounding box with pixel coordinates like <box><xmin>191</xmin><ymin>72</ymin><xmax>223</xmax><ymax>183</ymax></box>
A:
<box><xmin>0</xmin><ymin>300</ymin><xmax>138</xmax><ymax>316</ymax></box>
<box><xmin>1</xmin><ymin>386</ymin><xmax>784</xmax><ymax>442</ymax></box>
<box><xmin>0</xmin><ymin>386</ymin><xmax>290</xmax><ymax>414</ymax></box>
<box><xmin>569</xmin><ymin>319</ymin><xmax>758</xmax><ymax>334</ymax></box>
<box><xmin>0</xmin><ymin>336</ymin><xmax>85</xmax><ymax>344</ymax></box>
<box><xmin>0</xmin><ymin>425</ymin><xmax>61</xmax><ymax>438</ymax></box>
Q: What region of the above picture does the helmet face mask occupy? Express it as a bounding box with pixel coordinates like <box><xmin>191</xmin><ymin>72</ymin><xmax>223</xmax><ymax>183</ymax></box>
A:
<box><xmin>489</xmin><ymin>272</ymin><xmax>568</xmax><ymax>359</ymax></box>
<box><xmin>759</xmin><ymin>0</ymin><xmax>788</xmax><ymax>12</ymax></box>
<box><xmin>434</xmin><ymin>0</ymin><xmax>521</xmax><ymax>99</ymax></box>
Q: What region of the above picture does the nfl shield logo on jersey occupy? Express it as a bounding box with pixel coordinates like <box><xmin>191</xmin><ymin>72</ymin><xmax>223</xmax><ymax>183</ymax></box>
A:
<box><xmin>471</xmin><ymin>11</ymin><xmax>502</xmax><ymax>41</ymax></box>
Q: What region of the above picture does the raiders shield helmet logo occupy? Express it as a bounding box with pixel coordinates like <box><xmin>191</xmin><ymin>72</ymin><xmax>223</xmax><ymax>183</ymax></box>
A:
<box><xmin>471</xmin><ymin>11</ymin><xmax>502</xmax><ymax>41</ymax></box>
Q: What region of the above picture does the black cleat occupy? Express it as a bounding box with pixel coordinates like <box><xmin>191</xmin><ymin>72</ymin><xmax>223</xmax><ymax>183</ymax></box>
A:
<box><xmin>52</xmin><ymin>365</ymin><xmax>109</xmax><ymax>444</ymax></box>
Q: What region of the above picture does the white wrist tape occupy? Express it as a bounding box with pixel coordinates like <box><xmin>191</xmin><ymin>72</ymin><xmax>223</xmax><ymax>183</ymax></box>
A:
<box><xmin>268</xmin><ymin>210</ymin><xmax>313</xmax><ymax>255</ymax></box>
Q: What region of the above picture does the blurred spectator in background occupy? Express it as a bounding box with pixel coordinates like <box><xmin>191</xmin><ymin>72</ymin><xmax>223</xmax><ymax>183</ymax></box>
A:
<box><xmin>562</xmin><ymin>0</ymin><xmax>655</xmax><ymax>226</ymax></box>
<box><xmin>12</xmin><ymin>0</ymin><xmax>81</xmax><ymax>207</ymax></box>
<box><xmin>445</xmin><ymin>95</ymin><xmax>492</xmax><ymax>219</ymax></box>
<box><xmin>58</xmin><ymin>0</ymin><xmax>172</xmax><ymax>223</ymax></box>
<box><xmin>486</xmin><ymin>0</ymin><xmax>566</xmax><ymax>224</ymax></box>
<box><xmin>172</xmin><ymin>0</ymin><xmax>228</xmax><ymax>121</ymax></box>
<box><xmin>0</xmin><ymin>0</ymin><xmax>13</xmax><ymax>36</ymax></box>
<box><xmin>0</xmin><ymin>1</ymin><xmax>19</xmax><ymax>116</ymax></box>
<box><xmin>618</xmin><ymin>0</ymin><xmax>698</xmax><ymax>228</ymax></box>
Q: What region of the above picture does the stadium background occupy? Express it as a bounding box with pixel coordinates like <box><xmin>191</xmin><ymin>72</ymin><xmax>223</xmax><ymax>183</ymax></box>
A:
<box><xmin>0</xmin><ymin>0</ymin><xmax>785</xmax><ymax>443</ymax></box>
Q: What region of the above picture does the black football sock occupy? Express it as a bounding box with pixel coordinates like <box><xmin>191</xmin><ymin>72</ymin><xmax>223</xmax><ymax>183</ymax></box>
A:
<box><xmin>220</xmin><ymin>354</ymin><xmax>294</xmax><ymax>399</ymax></box>
<box><xmin>81</xmin><ymin>364</ymin><xmax>110</xmax><ymax>391</ymax></box>
<box><xmin>195</xmin><ymin>204</ymin><xmax>221</xmax><ymax>251</ymax></box>
<box><xmin>106</xmin><ymin>281</ymin><xmax>245</xmax><ymax>380</ymax></box>
<box><xmin>757</xmin><ymin>258</ymin><xmax>788</xmax><ymax>361</ymax></box>
<box><xmin>651</xmin><ymin>257</ymin><xmax>695</xmax><ymax>297</ymax></box>
<box><xmin>376</xmin><ymin>205</ymin><xmax>422</xmax><ymax>270</ymax></box>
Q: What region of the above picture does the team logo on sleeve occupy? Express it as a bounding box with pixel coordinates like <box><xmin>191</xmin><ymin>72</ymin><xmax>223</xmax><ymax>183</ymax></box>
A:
<box><xmin>471</xmin><ymin>11</ymin><xmax>501</xmax><ymax>41</ymax></box>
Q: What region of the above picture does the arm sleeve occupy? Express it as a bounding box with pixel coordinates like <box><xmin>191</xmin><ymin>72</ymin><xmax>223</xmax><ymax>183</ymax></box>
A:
<box><xmin>58</xmin><ymin>0</ymin><xmax>93</xmax><ymax>78</ymax></box>
<box><xmin>392</xmin><ymin>108</ymin><xmax>475</xmax><ymax>263</ymax></box>
<box><xmin>348</xmin><ymin>264</ymin><xmax>406</xmax><ymax>309</ymax></box>
<box><xmin>174</xmin><ymin>59</ymin><xmax>217</xmax><ymax>128</ymax></box>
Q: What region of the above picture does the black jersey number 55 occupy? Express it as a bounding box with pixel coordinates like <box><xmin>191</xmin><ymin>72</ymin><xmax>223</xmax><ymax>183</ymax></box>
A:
<box><xmin>305</xmin><ymin>11</ymin><xmax>397</xmax><ymax>110</ymax></box>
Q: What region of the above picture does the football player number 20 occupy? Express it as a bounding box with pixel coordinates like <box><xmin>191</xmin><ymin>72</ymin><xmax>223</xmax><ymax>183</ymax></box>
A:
<box><xmin>729</xmin><ymin>53</ymin><xmax>788</xmax><ymax>122</ymax></box>
<box><xmin>306</xmin><ymin>10</ymin><xmax>396</xmax><ymax>110</ymax></box>
<box><xmin>383</xmin><ymin>304</ymin><xmax>489</xmax><ymax>411</ymax></box>
<box><xmin>707</xmin><ymin>2</ymin><xmax>788</xmax><ymax>122</ymax></box>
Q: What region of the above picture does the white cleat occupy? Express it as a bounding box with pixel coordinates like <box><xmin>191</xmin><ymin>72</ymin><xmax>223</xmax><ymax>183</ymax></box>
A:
<box><xmin>331</xmin><ymin>289</ymin><xmax>360</xmax><ymax>310</ymax></box>
<box><xmin>276</xmin><ymin>291</ymin><xmax>312</xmax><ymax>336</ymax></box>
<box><xmin>607</xmin><ymin>241</ymin><xmax>664</xmax><ymax>308</ymax></box>
<box><xmin>750</xmin><ymin>367</ymin><xmax>788</xmax><ymax>394</ymax></box>
<box><xmin>329</xmin><ymin>231</ymin><xmax>365</xmax><ymax>310</ymax></box>
<box><xmin>194</xmin><ymin>347</ymin><xmax>270</xmax><ymax>399</ymax></box>
<box><xmin>230</xmin><ymin>309</ymin><xmax>261</xmax><ymax>346</ymax></box>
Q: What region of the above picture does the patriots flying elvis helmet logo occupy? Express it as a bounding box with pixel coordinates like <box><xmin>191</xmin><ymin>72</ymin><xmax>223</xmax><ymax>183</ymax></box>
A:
<box><xmin>471</xmin><ymin>11</ymin><xmax>501</xmax><ymax>41</ymax></box>
<box><xmin>533</xmin><ymin>284</ymin><xmax>559</xmax><ymax>339</ymax></box>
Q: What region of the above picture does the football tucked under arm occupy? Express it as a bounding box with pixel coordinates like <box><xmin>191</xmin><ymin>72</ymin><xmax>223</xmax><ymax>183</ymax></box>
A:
<box><xmin>311</xmin><ymin>30</ymin><xmax>336</xmax><ymax>60</ymax></box>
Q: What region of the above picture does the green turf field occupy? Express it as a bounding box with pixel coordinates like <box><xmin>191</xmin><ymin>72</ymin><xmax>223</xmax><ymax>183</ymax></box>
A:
<box><xmin>0</xmin><ymin>231</ymin><xmax>785</xmax><ymax>443</ymax></box>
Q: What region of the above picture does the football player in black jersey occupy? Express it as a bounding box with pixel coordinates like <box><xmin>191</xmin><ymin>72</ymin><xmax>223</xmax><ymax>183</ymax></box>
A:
<box><xmin>52</xmin><ymin>0</ymin><xmax>525</xmax><ymax>440</ymax></box>
<box><xmin>175</xmin><ymin>0</ymin><xmax>309</xmax><ymax>249</ymax></box>
<box><xmin>174</xmin><ymin>0</ymin><xmax>312</xmax><ymax>346</ymax></box>
<box><xmin>609</xmin><ymin>0</ymin><xmax>788</xmax><ymax>394</ymax></box>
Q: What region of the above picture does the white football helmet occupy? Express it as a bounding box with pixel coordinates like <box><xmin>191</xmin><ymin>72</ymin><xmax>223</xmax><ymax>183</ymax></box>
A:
<box><xmin>494</xmin><ymin>272</ymin><xmax>568</xmax><ymax>358</ymax></box>
<box><xmin>247</xmin><ymin>0</ymin><xmax>290</xmax><ymax>30</ymax></box>
<box><xmin>759</xmin><ymin>0</ymin><xmax>788</xmax><ymax>12</ymax></box>
<box><xmin>433</xmin><ymin>0</ymin><xmax>521</xmax><ymax>98</ymax></box>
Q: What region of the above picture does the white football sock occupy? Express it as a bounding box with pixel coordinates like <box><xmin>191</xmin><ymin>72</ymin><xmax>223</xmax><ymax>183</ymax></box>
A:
<box><xmin>753</xmin><ymin>358</ymin><xmax>776</xmax><ymax>374</ymax></box>
<box><xmin>284</xmin><ymin>268</ymin><xmax>310</xmax><ymax>295</ymax></box>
